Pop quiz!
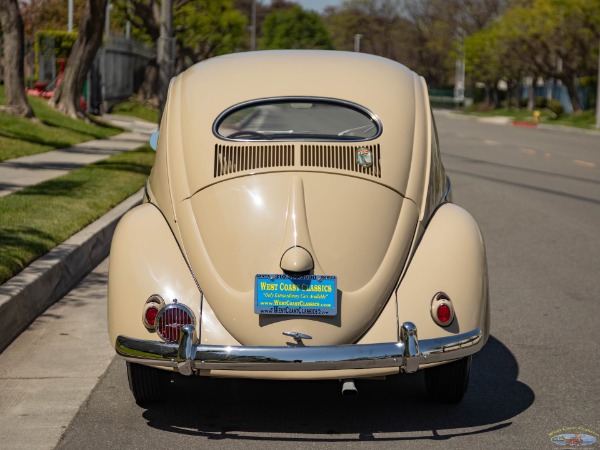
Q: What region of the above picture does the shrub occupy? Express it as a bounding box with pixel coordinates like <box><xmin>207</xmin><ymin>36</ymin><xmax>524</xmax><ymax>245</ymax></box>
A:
<box><xmin>34</xmin><ymin>30</ymin><xmax>77</xmax><ymax>81</ymax></box>
<box><xmin>535</xmin><ymin>97</ymin><xmax>547</xmax><ymax>108</ymax></box>
<box><xmin>547</xmin><ymin>99</ymin><xmax>564</xmax><ymax>117</ymax></box>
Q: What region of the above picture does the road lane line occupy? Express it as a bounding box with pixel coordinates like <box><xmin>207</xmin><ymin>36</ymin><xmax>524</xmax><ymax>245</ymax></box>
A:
<box><xmin>572</xmin><ymin>159</ymin><xmax>596</xmax><ymax>168</ymax></box>
<box><xmin>520</xmin><ymin>148</ymin><xmax>537</xmax><ymax>155</ymax></box>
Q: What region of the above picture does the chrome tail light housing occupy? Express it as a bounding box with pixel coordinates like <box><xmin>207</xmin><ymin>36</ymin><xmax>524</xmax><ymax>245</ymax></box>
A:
<box><xmin>155</xmin><ymin>302</ymin><xmax>196</xmax><ymax>343</ymax></box>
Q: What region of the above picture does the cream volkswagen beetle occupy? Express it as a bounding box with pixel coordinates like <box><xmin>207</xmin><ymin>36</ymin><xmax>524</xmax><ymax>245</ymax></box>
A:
<box><xmin>108</xmin><ymin>50</ymin><xmax>489</xmax><ymax>404</ymax></box>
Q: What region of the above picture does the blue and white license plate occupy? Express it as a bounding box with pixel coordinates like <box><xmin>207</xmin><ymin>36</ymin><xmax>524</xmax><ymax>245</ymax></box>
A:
<box><xmin>255</xmin><ymin>274</ymin><xmax>337</xmax><ymax>316</ymax></box>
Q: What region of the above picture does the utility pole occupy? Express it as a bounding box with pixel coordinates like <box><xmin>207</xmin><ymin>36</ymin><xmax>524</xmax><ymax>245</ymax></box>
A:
<box><xmin>125</xmin><ymin>0</ymin><xmax>131</xmax><ymax>39</ymax></box>
<box><xmin>158</xmin><ymin>0</ymin><xmax>175</xmax><ymax>124</ymax></box>
<box><xmin>250</xmin><ymin>0</ymin><xmax>257</xmax><ymax>51</ymax></box>
<box><xmin>596</xmin><ymin>37</ymin><xmax>600</xmax><ymax>129</ymax></box>
<box><xmin>354</xmin><ymin>34</ymin><xmax>362</xmax><ymax>52</ymax></box>
<box><xmin>104</xmin><ymin>1</ymin><xmax>112</xmax><ymax>38</ymax></box>
<box><xmin>454</xmin><ymin>38</ymin><xmax>465</xmax><ymax>108</ymax></box>
<box><xmin>68</xmin><ymin>0</ymin><xmax>73</xmax><ymax>32</ymax></box>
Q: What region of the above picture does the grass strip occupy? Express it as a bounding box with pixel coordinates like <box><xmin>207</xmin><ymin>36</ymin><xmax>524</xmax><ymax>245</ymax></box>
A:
<box><xmin>460</xmin><ymin>106</ymin><xmax>597</xmax><ymax>129</ymax></box>
<box><xmin>0</xmin><ymin>86</ymin><xmax>122</xmax><ymax>162</ymax></box>
<box><xmin>112</xmin><ymin>100</ymin><xmax>159</xmax><ymax>124</ymax></box>
<box><xmin>0</xmin><ymin>146</ymin><xmax>155</xmax><ymax>284</ymax></box>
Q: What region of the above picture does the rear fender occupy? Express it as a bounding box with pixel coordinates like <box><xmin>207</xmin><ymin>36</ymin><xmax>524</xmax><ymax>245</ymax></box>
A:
<box><xmin>397</xmin><ymin>203</ymin><xmax>490</xmax><ymax>343</ymax></box>
<box><xmin>108</xmin><ymin>203</ymin><xmax>201</xmax><ymax>347</ymax></box>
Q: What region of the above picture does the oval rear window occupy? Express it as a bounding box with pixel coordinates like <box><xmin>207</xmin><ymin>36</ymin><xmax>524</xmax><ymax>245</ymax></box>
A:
<box><xmin>214</xmin><ymin>98</ymin><xmax>381</xmax><ymax>141</ymax></box>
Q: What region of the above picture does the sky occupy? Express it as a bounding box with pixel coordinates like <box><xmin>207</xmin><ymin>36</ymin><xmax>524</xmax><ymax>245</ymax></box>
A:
<box><xmin>292</xmin><ymin>0</ymin><xmax>345</xmax><ymax>13</ymax></box>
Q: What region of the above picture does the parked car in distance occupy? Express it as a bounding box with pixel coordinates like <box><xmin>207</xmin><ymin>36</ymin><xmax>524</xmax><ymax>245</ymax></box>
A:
<box><xmin>108</xmin><ymin>50</ymin><xmax>490</xmax><ymax>404</ymax></box>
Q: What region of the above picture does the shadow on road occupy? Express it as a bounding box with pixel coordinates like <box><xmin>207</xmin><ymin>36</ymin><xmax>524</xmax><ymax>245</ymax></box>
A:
<box><xmin>139</xmin><ymin>335</ymin><xmax>533</xmax><ymax>442</ymax></box>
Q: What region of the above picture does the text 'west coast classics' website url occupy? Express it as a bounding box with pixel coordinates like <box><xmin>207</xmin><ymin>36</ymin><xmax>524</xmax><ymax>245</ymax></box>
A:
<box><xmin>259</xmin><ymin>306</ymin><xmax>332</xmax><ymax>315</ymax></box>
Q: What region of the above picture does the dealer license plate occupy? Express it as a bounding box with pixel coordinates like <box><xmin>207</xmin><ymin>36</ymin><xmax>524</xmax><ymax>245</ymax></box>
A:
<box><xmin>255</xmin><ymin>274</ymin><xmax>337</xmax><ymax>316</ymax></box>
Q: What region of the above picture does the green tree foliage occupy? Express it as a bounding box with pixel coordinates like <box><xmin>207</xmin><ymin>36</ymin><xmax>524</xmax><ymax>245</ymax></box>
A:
<box><xmin>177</xmin><ymin>0</ymin><xmax>247</xmax><ymax>62</ymax></box>
<box><xmin>465</xmin><ymin>0</ymin><xmax>600</xmax><ymax>112</ymax></box>
<box><xmin>402</xmin><ymin>0</ymin><xmax>458</xmax><ymax>87</ymax></box>
<box><xmin>112</xmin><ymin>0</ymin><xmax>246</xmax><ymax>64</ymax></box>
<box><xmin>464</xmin><ymin>25</ymin><xmax>502</xmax><ymax>106</ymax></box>
<box><xmin>401</xmin><ymin>0</ymin><xmax>508</xmax><ymax>87</ymax></box>
<box><xmin>259</xmin><ymin>5</ymin><xmax>333</xmax><ymax>50</ymax></box>
<box><xmin>324</xmin><ymin>0</ymin><xmax>506</xmax><ymax>87</ymax></box>
<box><xmin>20</xmin><ymin>0</ymin><xmax>87</xmax><ymax>37</ymax></box>
<box><xmin>110</xmin><ymin>0</ymin><xmax>246</xmax><ymax>103</ymax></box>
<box><xmin>324</xmin><ymin>0</ymin><xmax>409</xmax><ymax>60</ymax></box>
<box><xmin>234</xmin><ymin>0</ymin><xmax>297</xmax><ymax>50</ymax></box>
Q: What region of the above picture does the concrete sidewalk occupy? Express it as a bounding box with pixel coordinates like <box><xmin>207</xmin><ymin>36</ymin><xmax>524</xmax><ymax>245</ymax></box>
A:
<box><xmin>0</xmin><ymin>114</ymin><xmax>156</xmax><ymax>352</ymax></box>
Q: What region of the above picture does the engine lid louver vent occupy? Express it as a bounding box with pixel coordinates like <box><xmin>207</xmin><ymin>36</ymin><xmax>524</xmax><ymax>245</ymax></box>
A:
<box><xmin>301</xmin><ymin>144</ymin><xmax>381</xmax><ymax>178</ymax></box>
<box><xmin>214</xmin><ymin>144</ymin><xmax>294</xmax><ymax>177</ymax></box>
<box><xmin>214</xmin><ymin>143</ymin><xmax>381</xmax><ymax>178</ymax></box>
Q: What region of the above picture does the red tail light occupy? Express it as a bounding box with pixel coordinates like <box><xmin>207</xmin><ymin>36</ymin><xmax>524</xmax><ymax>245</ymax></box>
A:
<box><xmin>155</xmin><ymin>303</ymin><xmax>195</xmax><ymax>343</ymax></box>
<box><xmin>142</xmin><ymin>294</ymin><xmax>165</xmax><ymax>331</ymax></box>
<box><xmin>431</xmin><ymin>292</ymin><xmax>455</xmax><ymax>327</ymax></box>
<box><xmin>145</xmin><ymin>305</ymin><xmax>159</xmax><ymax>327</ymax></box>
<box><xmin>436</xmin><ymin>303</ymin><xmax>452</xmax><ymax>323</ymax></box>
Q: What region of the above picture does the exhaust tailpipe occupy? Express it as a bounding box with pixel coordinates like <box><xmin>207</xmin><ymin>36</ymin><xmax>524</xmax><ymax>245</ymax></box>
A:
<box><xmin>341</xmin><ymin>379</ymin><xmax>358</xmax><ymax>396</ymax></box>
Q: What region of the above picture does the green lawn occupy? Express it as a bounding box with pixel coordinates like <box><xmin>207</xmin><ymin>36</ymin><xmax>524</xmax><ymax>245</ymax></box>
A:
<box><xmin>0</xmin><ymin>90</ymin><xmax>158</xmax><ymax>284</ymax></box>
<box><xmin>0</xmin><ymin>146</ymin><xmax>155</xmax><ymax>284</ymax></box>
<box><xmin>0</xmin><ymin>86</ymin><xmax>122</xmax><ymax>162</ymax></box>
<box><xmin>111</xmin><ymin>100</ymin><xmax>159</xmax><ymax>124</ymax></box>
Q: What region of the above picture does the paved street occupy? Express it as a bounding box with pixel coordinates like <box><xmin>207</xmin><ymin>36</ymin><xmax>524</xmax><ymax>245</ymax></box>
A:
<box><xmin>1</xmin><ymin>112</ymin><xmax>598</xmax><ymax>449</ymax></box>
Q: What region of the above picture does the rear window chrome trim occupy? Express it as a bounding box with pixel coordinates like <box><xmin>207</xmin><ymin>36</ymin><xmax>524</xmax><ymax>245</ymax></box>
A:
<box><xmin>213</xmin><ymin>96</ymin><xmax>383</xmax><ymax>143</ymax></box>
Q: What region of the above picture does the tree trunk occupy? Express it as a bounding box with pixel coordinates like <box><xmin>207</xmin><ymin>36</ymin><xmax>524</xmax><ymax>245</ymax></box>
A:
<box><xmin>514</xmin><ymin>79</ymin><xmax>521</xmax><ymax>110</ymax></box>
<box><xmin>484</xmin><ymin>84</ymin><xmax>491</xmax><ymax>108</ymax></box>
<box><xmin>0</xmin><ymin>0</ymin><xmax>34</xmax><ymax>118</ymax></box>
<box><xmin>563</xmin><ymin>74</ymin><xmax>582</xmax><ymax>114</ymax></box>
<box><xmin>135</xmin><ymin>58</ymin><xmax>160</xmax><ymax>107</ymax></box>
<box><xmin>493</xmin><ymin>86</ymin><xmax>499</xmax><ymax>109</ymax></box>
<box><xmin>49</xmin><ymin>0</ymin><xmax>108</xmax><ymax>119</ymax></box>
<box><xmin>527</xmin><ymin>74</ymin><xmax>537</xmax><ymax>112</ymax></box>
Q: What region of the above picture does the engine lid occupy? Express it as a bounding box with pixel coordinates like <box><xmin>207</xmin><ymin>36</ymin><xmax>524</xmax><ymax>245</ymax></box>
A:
<box><xmin>175</xmin><ymin>172</ymin><xmax>419</xmax><ymax>346</ymax></box>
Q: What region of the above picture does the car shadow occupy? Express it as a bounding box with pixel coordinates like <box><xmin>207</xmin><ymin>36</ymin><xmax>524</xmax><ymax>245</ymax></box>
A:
<box><xmin>140</xmin><ymin>335</ymin><xmax>533</xmax><ymax>442</ymax></box>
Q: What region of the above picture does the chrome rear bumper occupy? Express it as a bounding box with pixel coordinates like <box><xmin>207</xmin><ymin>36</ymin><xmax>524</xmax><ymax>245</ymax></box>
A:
<box><xmin>115</xmin><ymin>322</ymin><xmax>484</xmax><ymax>376</ymax></box>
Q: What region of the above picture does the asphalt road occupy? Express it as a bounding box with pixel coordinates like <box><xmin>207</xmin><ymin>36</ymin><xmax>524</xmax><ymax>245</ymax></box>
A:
<box><xmin>3</xmin><ymin>112</ymin><xmax>599</xmax><ymax>449</ymax></box>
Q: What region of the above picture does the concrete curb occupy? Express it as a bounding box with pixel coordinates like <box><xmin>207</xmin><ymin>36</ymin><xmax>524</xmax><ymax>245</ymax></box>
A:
<box><xmin>0</xmin><ymin>189</ymin><xmax>142</xmax><ymax>353</ymax></box>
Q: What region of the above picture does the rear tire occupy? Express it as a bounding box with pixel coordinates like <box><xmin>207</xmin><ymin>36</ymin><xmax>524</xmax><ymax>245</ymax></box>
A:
<box><xmin>424</xmin><ymin>355</ymin><xmax>472</xmax><ymax>403</ymax></box>
<box><xmin>126</xmin><ymin>362</ymin><xmax>169</xmax><ymax>404</ymax></box>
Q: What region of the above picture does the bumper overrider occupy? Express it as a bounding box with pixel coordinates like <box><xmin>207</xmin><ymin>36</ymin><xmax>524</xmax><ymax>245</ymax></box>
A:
<box><xmin>115</xmin><ymin>322</ymin><xmax>484</xmax><ymax>376</ymax></box>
